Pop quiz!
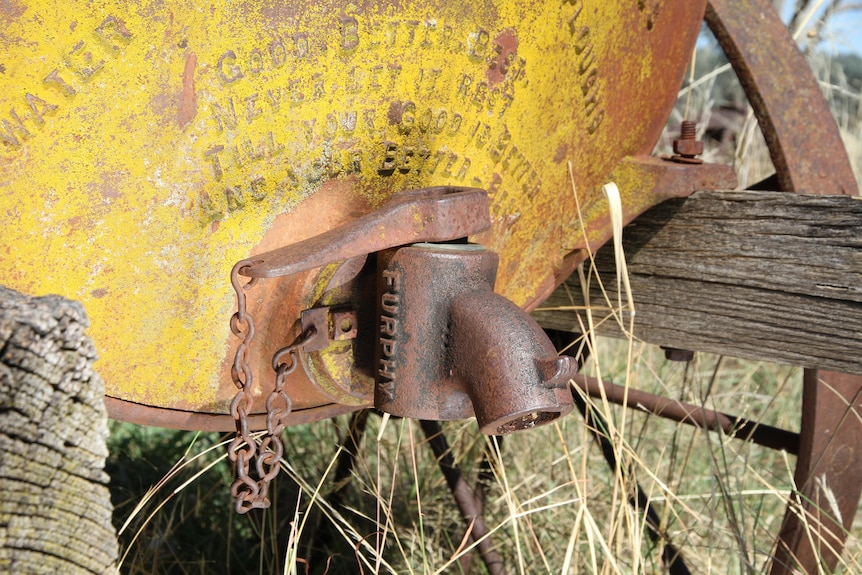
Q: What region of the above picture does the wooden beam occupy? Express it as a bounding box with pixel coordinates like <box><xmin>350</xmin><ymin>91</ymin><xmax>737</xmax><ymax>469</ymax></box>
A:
<box><xmin>532</xmin><ymin>190</ymin><xmax>862</xmax><ymax>375</ymax></box>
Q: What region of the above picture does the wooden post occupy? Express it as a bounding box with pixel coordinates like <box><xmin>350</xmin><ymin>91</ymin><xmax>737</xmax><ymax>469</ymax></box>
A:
<box><xmin>0</xmin><ymin>286</ymin><xmax>119</xmax><ymax>575</ymax></box>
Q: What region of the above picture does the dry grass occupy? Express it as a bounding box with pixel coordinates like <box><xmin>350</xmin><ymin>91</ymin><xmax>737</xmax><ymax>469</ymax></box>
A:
<box><xmin>113</xmin><ymin>316</ymin><xmax>861</xmax><ymax>574</ymax></box>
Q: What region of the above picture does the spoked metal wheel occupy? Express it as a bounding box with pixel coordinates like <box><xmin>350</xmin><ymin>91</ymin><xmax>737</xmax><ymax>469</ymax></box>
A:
<box><xmin>687</xmin><ymin>2</ymin><xmax>859</xmax><ymax>572</ymax></box>
<box><xmin>541</xmin><ymin>1</ymin><xmax>862</xmax><ymax>573</ymax></box>
<box><xmin>705</xmin><ymin>3</ymin><xmax>861</xmax><ymax>572</ymax></box>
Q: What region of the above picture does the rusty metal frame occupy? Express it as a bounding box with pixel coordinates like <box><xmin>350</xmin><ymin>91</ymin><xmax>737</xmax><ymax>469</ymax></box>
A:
<box><xmin>704</xmin><ymin>2</ymin><xmax>861</xmax><ymax>573</ymax></box>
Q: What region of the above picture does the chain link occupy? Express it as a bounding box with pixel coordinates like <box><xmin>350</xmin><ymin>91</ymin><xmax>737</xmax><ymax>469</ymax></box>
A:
<box><xmin>227</xmin><ymin>259</ymin><xmax>316</xmax><ymax>514</ymax></box>
<box><xmin>255</xmin><ymin>326</ymin><xmax>317</xmax><ymax>488</ymax></box>
<box><xmin>227</xmin><ymin>260</ymin><xmax>260</xmax><ymax>513</ymax></box>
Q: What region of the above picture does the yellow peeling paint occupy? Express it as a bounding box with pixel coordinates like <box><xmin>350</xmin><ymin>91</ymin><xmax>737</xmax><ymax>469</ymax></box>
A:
<box><xmin>0</xmin><ymin>0</ymin><xmax>703</xmax><ymax>417</ymax></box>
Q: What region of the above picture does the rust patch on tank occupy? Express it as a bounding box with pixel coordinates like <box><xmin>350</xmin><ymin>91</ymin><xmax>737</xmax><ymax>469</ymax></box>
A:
<box><xmin>387</xmin><ymin>101</ymin><xmax>403</xmax><ymax>125</ymax></box>
<box><xmin>0</xmin><ymin>0</ymin><xmax>26</xmax><ymax>23</ymax></box>
<box><xmin>554</xmin><ymin>144</ymin><xmax>568</xmax><ymax>164</ymax></box>
<box><xmin>177</xmin><ymin>52</ymin><xmax>197</xmax><ymax>129</ymax></box>
<box><xmin>486</xmin><ymin>28</ymin><xmax>518</xmax><ymax>86</ymax></box>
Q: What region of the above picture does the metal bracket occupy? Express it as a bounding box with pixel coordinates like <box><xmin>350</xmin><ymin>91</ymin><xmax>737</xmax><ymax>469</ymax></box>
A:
<box><xmin>300</xmin><ymin>306</ymin><xmax>359</xmax><ymax>352</ymax></box>
<box><xmin>239</xmin><ymin>186</ymin><xmax>491</xmax><ymax>279</ymax></box>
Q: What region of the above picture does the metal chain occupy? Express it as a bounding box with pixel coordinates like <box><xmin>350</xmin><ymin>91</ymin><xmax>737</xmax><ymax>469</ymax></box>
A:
<box><xmin>254</xmin><ymin>326</ymin><xmax>317</xmax><ymax>490</ymax></box>
<box><xmin>227</xmin><ymin>259</ymin><xmax>316</xmax><ymax>514</ymax></box>
<box><xmin>227</xmin><ymin>259</ymin><xmax>263</xmax><ymax>513</ymax></box>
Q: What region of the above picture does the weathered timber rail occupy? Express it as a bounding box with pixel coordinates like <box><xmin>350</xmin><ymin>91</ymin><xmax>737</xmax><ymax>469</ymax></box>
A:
<box><xmin>533</xmin><ymin>190</ymin><xmax>862</xmax><ymax>375</ymax></box>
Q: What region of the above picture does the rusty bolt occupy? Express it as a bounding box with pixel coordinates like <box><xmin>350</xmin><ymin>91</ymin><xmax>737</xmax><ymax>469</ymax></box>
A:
<box><xmin>672</xmin><ymin>120</ymin><xmax>704</xmax><ymax>158</ymax></box>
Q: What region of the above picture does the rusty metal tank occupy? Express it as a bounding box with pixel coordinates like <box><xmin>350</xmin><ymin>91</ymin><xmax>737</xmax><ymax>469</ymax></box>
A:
<box><xmin>0</xmin><ymin>0</ymin><xmax>721</xmax><ymax>429</ymax></box>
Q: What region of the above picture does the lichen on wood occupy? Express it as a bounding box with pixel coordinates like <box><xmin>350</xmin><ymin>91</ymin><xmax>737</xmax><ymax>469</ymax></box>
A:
<box><xmin>0</xmin><ymin>286</ymin><xmax>118</xmax><ymax>575</ymax></box>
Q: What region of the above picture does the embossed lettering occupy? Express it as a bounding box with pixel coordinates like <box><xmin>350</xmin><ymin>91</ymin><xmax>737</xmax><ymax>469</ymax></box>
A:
<box><xmin>381</xmin><ymin>339</ymin><xmax>396</xmax><ymax>357</ymax></box>
<box><xmin>380</xmin><ymin>141</ymin><xmax>397</xmax><ymax>173</ymax></box>
<box><xmin>381</xmin><ymin>315</ymin><xmax>398</xmax><ymax>336</ymax></box>
<box><xmin>269</xmin><ymin>38</ymin><xmax>287</xmax><ymax>68</ymax></box>
<box><xmin>581</xmin><ymin>67</ymin><xmax>598</xmax><ymax>95</ymax></box>
<box><xmin>490</xmin><ymin>128</ymin><xmax>512</xmax><ymax>163</ymax></box>
<box><xmin>289</xmin><ymin>78</ymin><xmax>305</xmax><ymax>105</ymax></box>
<box><xmin>266</xmin><ymin>88</ymin><xmax>281</xmax><ymax>110</ymax></box>
<box><xmin>0</xmin><ymin>109</ymin><xmax>30</xmax><ymax>146</ymax></box>
<box><xmin>341</xmin><ymin>110</ymin><xmax>357</xmax><ymax>133</ymax></box>
<box><xmin>488</xmin><ymin>173</ymin><xmax>503</xmax><ymax>195</ymax></box>
<box><xmin>574</xmin><ymin>26</ymin><xmax>590</xmax><ymax>53</ymax></box>
<box><xmin>66</xmin><ymin>39</ymin><xmax>106</xmax><ymax>79</ymax></box>
<box><xmin>379</xmin><ymin>267</ymin><xmax>402</xmax><ymax>386</ymax></box>
<box><xmin>345</xmin><ymin>149</ymin><xmax>362</xmax><ymax>173</ymax></box>
<box><xmin>472</xmin><ymin>81</ymin><xmax>488</xmax><ymax>108</ymax></box>
<box><xmin>211</xmin><ymin>97</ymin><xmax>237</xmax><ymax>131</ymax></box>
<box><xmin>25</xmin><ymin>94</ymin><xmax>57</xmax><ymax>124</ymax></box>
<box><xmin>450</xmin><ymin>113</ymin><xmax>463</xmax><ymax>133</ymax></box>
<box><xmin>340</xmin><ymin>16</ymin><xmax>359</xmax><ymax>50</ymax></box>
<box><xmin>247</xmin><ymin>48</ymin><xmax>264</xmax><ymax>74</ymax></box>
<box><xmin>440</xmin><ymin>24</ymin><xmax>454</xmax><ymax>47</ymax></box>
<box><xmin>369</xmin><ymin>64</ymin><xmax>384</xmax><ymax>89</ymax></box>
<box><xmin>457</xmin><ymin>73</ymin><xmax>473</xmax><ymax>97</ymax></box>
<box><xmin>578</xmin><ymin>43</ymin><xmax>596</xmax><ymax>74</ymax></box>
<box><xmin>471</xmin><ymin>122</ymin><xmax>492</xmax><ymax>148</ymax></box>
<box><xmin>397</xmin><ymin>146</ymin><xmax>415</xmax><ymax>173</ymax></box>
<box><xmin>217</xmin><ymin>51</ymin><xmax>243</xmax><ymax>83</ymax></box>
<box><xmin>428</xmin><ymin>149</ymin><xmax>446</xmax><ymax>174</ymax></box>
<box><xmin>302</xmin><ymin>119</ymin><xmax>315</xmax><ymax>142</ymax></box>
<box><xmin>457</xmin><ymin>73</ymin><xmax>513</xmax><ymax>117</ymax></box>
<box><xmin>324</xmin><ymin>113</ymin><xmax>338</xmax><ymax>138</ymax></box>
<box><xmin>245</xmin><ymin>93</ymin><xmax>262</xmax><ymax>122</ymax></box>
<box><xmin>312</xmin><ymin>76</ymin><xmax>326</xmax><ymax>99</ymax></box>
<box><xmin>199</xmin><ymin>190</ymin><xmax>221</xmax><ymax>223</ymax></box>
<box><xmin>4</xmin><ymin>16</ymin><xmax>131</xmax><ymax>153</ymax></box>
<box><xmin>421</xmin><ymin>21</ymin><xmax>436</xmax><ymax>46</ymax></box>
<box><xmin>43</xmin><ymin>69</ymin><xmax>77</xmax><ymax>96</ymax></box>
<box><xmin>383</xmin><ymin>269</ymin><xmax>401</xmax><ymax>289</ymax></box>
<box><xmin>379</xmin><ymin>359</ymin><xmax>396</xmax><ymax>379</ymax></box>
<box><xmin>388</xmin><ymin>63</ymin><xmax>403</xmax><ymax>85</ymax></box>
<box><xmin>386</xmin><ymin>20</ymin><xmax>399</xmax><ymax>46</ymax></box>
<box><xmin>249</xmin><ymin>176</ymin><xmax>267</xmax><ymax>201</ymax></box>
<box><xmin>224</xmin><ymin>185</ymin><xmax>245</xmax><ymax>211</ymax></box>
<box><xmin>418</xmin><ymin>108</ymin><xmax>448</xmax><ymax>134</ymax></box>
<box><xmin>565</xmin><ymin>0</ymin><xmax>585</xmax><ymax>32</ymax></box>
<box><xmin>442</xmin><ymin>152</ymin><xmax>458</xmax><ymax>178</ymax></box>
<box><xmin>404</xmin><ymin>21</ymin><xmax>420</xmax><ymax>44</ymax></box>
<box><xmin>420</xmin><ymin>68</ymin><xmax>442</xmax><ymax>92</ymax></box>
<box><xmin>94</xmin><ymin>16</ymin><xmax>132</xmax><ymax>49</ymax></box>
<box><xmin>293</xmin><ymin>33</ymin><xmax>309</xmax><ymax>58</ymax></box>
<box><xmin>584</xmin><ymin>87</ymin><xmax>601</xmax><ymax>117</ymax></box>
<box><xmin>205</xmin><ymin>146</ymin><xmax>225</xmax><ymax>180</ymax></box>
<box><xmin>398</xmin><ymin>101</ymin><xmax>415</xmax><ymax>134</ymax></box>
<box><xmin>588</xmin><ymin>109</ymin><xmax>605</xmax><ymax>134</ymax></box>
<box><xmin>456</xmin><ymin>158</ymin><xmax>471</xmax><ymax>180</ymax></box>
<box><xmin>363</xmin><ymin>108</ymin><xmax>377</xmax><ymax>131</ymax></box>
<box><xmin>567</xmin><ymin>15</ymin><xmax>605</xmax><ymax>135</ymax></box>
<box><xmin>346</xmin><ymin>66</ymin><xmax>363</xmax><ymax>93</ymax></box>
<box><xmin>468</xmin><ymin>28</ymin><xmax>490</xmax><ymax>59</ymax></box>
<box><xmin>381</xmin><ymin>292</ymin><xmax>399</xmax><ymax>314</ymax></box>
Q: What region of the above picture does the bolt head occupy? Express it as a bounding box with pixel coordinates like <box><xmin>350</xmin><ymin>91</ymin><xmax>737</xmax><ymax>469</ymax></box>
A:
<box><xmin>673</xmin><ymin>138</ymin><xmax>704</xmax><ymax>157</ymax></box>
